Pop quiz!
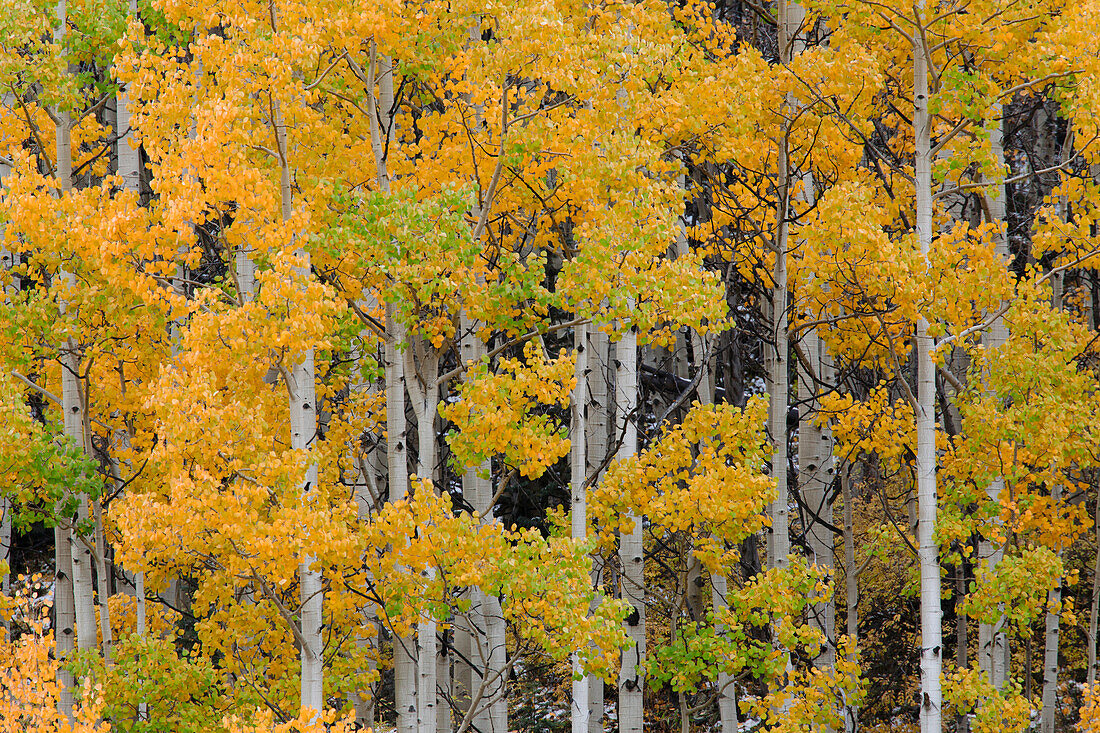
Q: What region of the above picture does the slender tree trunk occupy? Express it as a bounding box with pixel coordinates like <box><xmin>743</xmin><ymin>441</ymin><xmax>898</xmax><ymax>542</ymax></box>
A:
<box><xmin>1040</xmin><ymin>487</ymin><xmax>1063</xmax><ymax>733</ymax></box>
<box><xmin>0</xmin><ymin>496</ymin><xmax>8</xmax><ymax>599</ymax></box>
<box><xmin>617</xmin><ymin>325</ymin><xmax>643</xmax><ymax>733</ymax></box>
<box><xmin>387</xmin><ymin>309</ymin><xmax>417</xmax><ymax>733</ymax></box>
<box><xmin>350</xmin><ymin>334</ymin><xmax>385</xmax><ymax>730</ymax></box>
<box><xmin>977</xmin><ymin>112</ymin><xmax>1009</xmax><ymax>690</ymax></box>
<box><xmin>93</xmin><ymin>499</ymin><xmax>111</xmax><ymax>662</ymax></box>
<box><xmin>769</xmin><ymin>0</ymin><xmax>796</xmax><ymax>580</ymax></box>
<box><xmin>765</xmin><ymin>165</ymin><xmax>790</xmax><ymax>568</ymax></box>
<box><xmin>55</xmin><ymin>45</ymin><xmax>97</xmax><ymax>665</ymax></box>
<box><xmin>455</xmin><ymin>314</ymin><xmax>481</xmax><ymax>725</ymax></box>
<box><xmin>404</xmin><ymin>345</ymin><xmax>440</xmax><ymax>733</ymax></box>
<box><xmin>914</xmin><ymin>19</ymin><xmax>943</xmax><ymax>732</ymax></box>
<box><xmin>115</xmin><ymin>0</ymin><xmax>141</xmax><ymax>659</ymax></box>
<box><xmin>456</xmin><ymin>311</ymin><xmax>507</xmax><ymax>733</ymax></box>
<box><xmin>572</xmin><ymin>321</ymin><xmax>590</xmax><ymax>733</ymax></box>
<box><xmin>289</xmin><ymin>260</ymin><xmax>323</xmax><ymax>717</ymax></box>
<box><xmin>1089</xmin><ymin>489</ymin><xmax>1100</xmax><ymax>685</ymax></box>
<box><xmin>51</xmin><ymin>3</ymin><xmax>80</xmax><ymax>719</ymax></box>
<box><xmin>765</xmin><ymin>7</ymin><xmax>795</xmax><ymax>713</ymax></box>
<box><xmin>366</xmin><ymin>46</ymin><xmax>416</xmax><ymax>732</ymax></box>
<box><xmin>270</xmin><ymin>69</ymin><xmax>324</xmax><ymax>712</ymax></box>
<box><xmin>1041</xmin><ymin>279</ymin><xmax>1067</xmax><ymax>730</ymax></box>
<box><xmin>586</xmin><ymin>326</ymin><xmax>611</xmax><ymax>733</ymax></box>
<box><xmin>0</xmin><ymin>134</ymin><xmax>12</xmax><ymax>604</ymax></box>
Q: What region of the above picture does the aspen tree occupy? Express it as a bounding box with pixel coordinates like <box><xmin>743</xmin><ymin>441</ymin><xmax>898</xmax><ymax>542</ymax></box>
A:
<box><xmin>913</xmin><ymin>12</ymin><xmax>943</xmax><ymax>730</ymax></box>
<box><xmin>763</xmin><ymin>3</ymin><xmax>800</xmax><ymax>705</ymax></box>
<box><xmin>616</xmin><ymin>321</ymin><xmax>643</xmax><ymax>733</ymax></box>
<box><xmin>1090</xmin><ymin>492</ymin><xmax>1100</xmax><ymax>685</ymax></box>
<box><xmin>0</xmin><ymin>99</ymin><xmax>12</xmax><ymax>602</ymax></box>
<box><xmin>52</xmin><ymin>0</ymin><xmax>84</xmax><ymax>717</ymax></box>
<box><xmin>363</xmin><ymin>46</ymin><xmax>416</xmax><ymax>733</ymax></box>
<box><xmin>454</xmin><ymin>26</ymin><xmax>508</xmax><ymax>727</ymax></box>
<box><xmin>976</xmin><ymin>113</ymin><xmax>1010</xmax><ymax>690</ymax></box>
<box><xmin>585</xmin><ymin>325</ymin><xmax>611</xmax><ymax>733</ymax></box>
<box><xmin>570</xmin><ymin>320</ymin><xmax>589</xmax><ymax>733</ymax></box>
<box><xmin>797</xmin><ymin>325</ymin><xmax>836</xmax><ymax>668</ymax></box>
<box><xmin>1040</xmin><ymin>482</ymin><xmax>1063</xmax><ymax>733</ymax></box>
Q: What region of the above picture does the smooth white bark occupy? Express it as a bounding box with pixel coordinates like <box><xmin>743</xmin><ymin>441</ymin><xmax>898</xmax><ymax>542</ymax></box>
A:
<box><xmin>769</xmin><ymin>0</ymin><xmax>799</xmax><ymax>578</ymax></box>
<box><xmin>112</xmin><ymin>4</ymin><xmax>141</xmax><ymax>664</ymax></box>
<box><xmin>571</xmin><ymin>321</ymin><xmax>590</xmax><ymax>733</ymax></box>
<box><xmin>269</xmin><ymin>67</ymin><xmax>324</xmax><ymax>712</ymax></box>
<box><xmin>289</xmin><ymin>311</ymin><xmax>324</xmax><ymax>715</ymax></box>
<box><xmin>977</xmin><ymin>112</ymin><xmax>1009</xmax><ymax>690</ymax></box>
<box><xmin>1089</xmin><ymin>493</ymin><xmax>1100</xmax><ymax>685</ymax></box>
<box><xmin>616</xmin><ymin>326</ymin><xmax>644</xmax><ymax>733</ymax></box>
<box><xmin>366</xmin><ymin>47</ymin><xmax>417</xmax><ymax>733</ymax></box>
<box><xmin>585</xmin><ymin>326</ymin><xmax>610</xmax><ymax>733</ymax></box>
<box><xmin>0</xmin><ymin>497</ymin><xmax>9</xmax><ymax>599</ymax></box>
<box><xmin>404</xmin><ymin>344</ymin><xmax>440</xmax><ymax>733</ymax></box>
<box><xmin>386</xmin><ymin>314</ymin><xmax>418</xmax><ymax>733</ymax></box>
<box><xmin>51</xmin><ymin>4</ymin><xmax>80</xmax><ymax>719</ymax></box>
<box><xmin>1</xmin><ymin>142</ymin><xmax>12</xmax><ymax>602</ymax></box>
<box><xmin>1040</xmin><ymin>485</ymin><xmax>1063</xmax><ymax>733</ymax></box>
<box><xmin>914</xmin><ymin>24</ymin><xmax>943</xmax><ymax>733</ymax></box>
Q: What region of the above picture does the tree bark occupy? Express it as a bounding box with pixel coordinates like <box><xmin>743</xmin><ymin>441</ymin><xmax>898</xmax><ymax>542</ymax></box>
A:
<box><xmin>386</xmin><ymin>308</ymin><xmax>417</xmax><ymax>733</ymax></box>
<box><xmin>51</xmin><ymin>3</ymin><xmax>80</xmax><ymax>719</ymax></box>
<box><xmin>914</xmin><ymin>18</ymin><xmax>944</xmax><ymax>732</ymax></box>
<box><xmin>572</xmin><ymin>321</ymin><xmax>590</xmax><ymax>733</ymax></box>
<box><xmin>616</xmin><ymin>325</ymin><xmax>643</xmax><ymax>733</ymax></box>
<box><xmin>798</xmin><ymin>324</ymin><xmax>836</xmax><ymax>669</ymax></box>
<box><xmin>1089</xmin><ymin>489</ymin><xmax>1100</xmax><ymax>685</ymax></box>
<box><xmin>0</xmin><ymin>139</ymin><xmax>12</xmax><ymax>604</ymax></box>
<box><xmin>404</xmin><ymin>344</ymin><xmax>440</xmax><ymax>733</ymax></box>
<box><xmin>977</xmin><ymin>111</ymin><xmax>1009</xmax><ymax>690</ymax></box>
<box><xmin>1040</xmin><ymin>486</ymin><xmax>1063</xmax><ymax>733</ymax></box>
<box><xmin>586</xmin><ymin>326</ymin><xmax>611</xmax><ymax>733</ymax></box>
<box><xmin>268</xmin><ymin>53</ymin><xmax>324</xmax><ymax>711</ymax></box>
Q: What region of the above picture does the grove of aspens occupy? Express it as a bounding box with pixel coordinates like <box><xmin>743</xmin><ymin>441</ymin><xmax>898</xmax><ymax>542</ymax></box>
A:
<box><xmin>2</xmin><ymin>0</ymin><xmax>1099</xmax><ymax>731</ymax></box>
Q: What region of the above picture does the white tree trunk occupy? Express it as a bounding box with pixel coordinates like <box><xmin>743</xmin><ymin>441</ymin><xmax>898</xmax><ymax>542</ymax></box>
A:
<box><xmin>1089</xmin><ymin>492</ymin><xmax>1100</xmax><ymax>685</ymax></box>
<box><xmin>50</xmin><ymin>7</ymin><xmax>84</xmax><ymax>719</ymax></box>
<box><xmin>404</xmin><ymin>345</ymin><xmax>440</xmax><ymax>733</ymax></box>
<box><xmin>1</xmin><ymin>138</ymin><xmax>12</xmax><ymax>603</ymax></box>
<box><xmin>1040</xmin><ymin>485</ymin><xmax>1063</xmax><ymax>733</ymax></box>
<box><xmin>977</xmin><ymin>111</ymin><xmax>1010</xmax><ymax>690</ymax></box>
<box><xmin>616</xmin><ymin>326</ymin><xmax>644</xmax><ymax>733</ymax></box>
<box><xmin>769</xmin><ymin>0</ymin><xmax>799</xmax><ymax>578</ymax></box>
<box><xmin>914</xmin><ymin>22</ymin><xmax>943</xmax><ymax>733</ymax></box>
<box><xmin>0</xmin><ymin>496</ymin><xmax>9</xmax><ymax>599</ymax></box>
<box><xmin>365</xmin><ymin>47</ymin><xmax>418</xmax><ymax>732</ymax></box>
<box><xmin>586</xmin><ymin>326</ymin><xmax>611</xmax><ymax>733</ymax></box>
<box><xmin>572</xmin><ymin>321</ymin><xmax>590</xmax><ymax>733</ymax></box>
<box><xmin>114</xmin><ymin>3</ymin><xmax>140</xmax><ymax>665</ymax></box>
<box><xmin>289</xmin><ymin>295</ymin><xmax>324</xmax><ymax>716</ymax></box>
<box><xmin>270</xmin><ymin>75</ymin><xmax>324</xmax><ymax>713</ymax></box>
<box><xmin>351</xmin><ymin>333</ymin><xmax>385</xmax><ymax>729</ymax></box>
<box><xmin>386</xmin><ymin>309</ymin><xmax>418</xmax><ymax>733</ymax></box>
